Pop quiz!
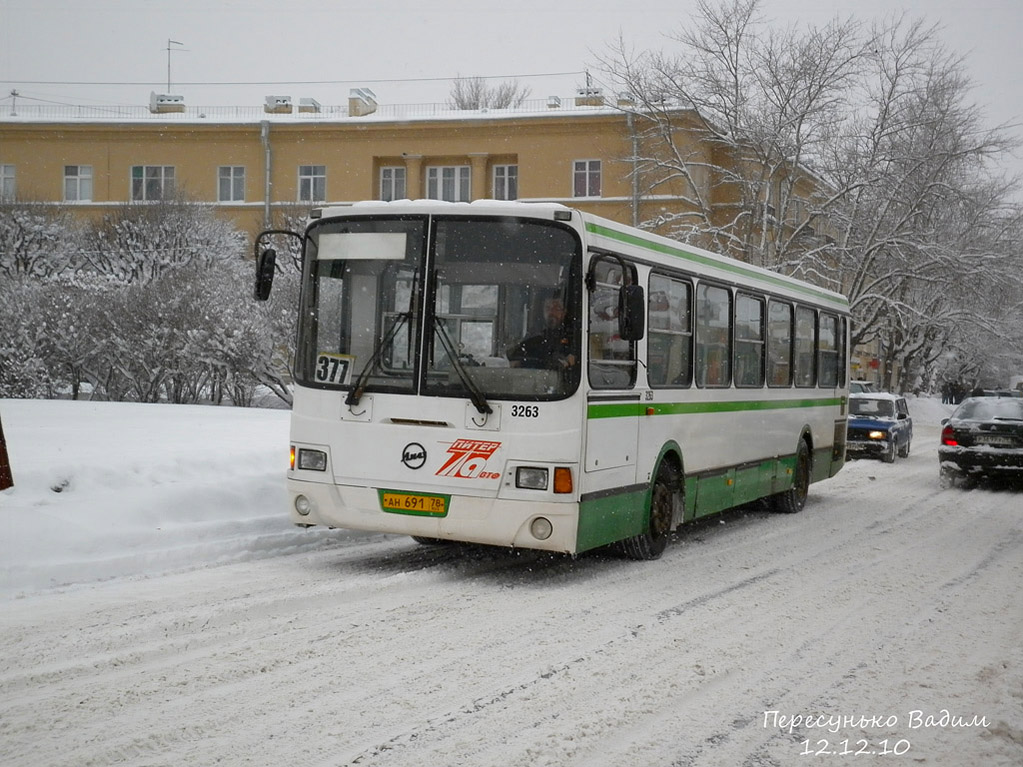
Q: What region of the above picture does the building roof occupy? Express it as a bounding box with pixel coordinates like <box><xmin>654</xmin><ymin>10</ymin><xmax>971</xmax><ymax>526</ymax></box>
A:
<box><xmin>0</xmin><ymin>95</ymin><xmax>637</xmax><ymax>125</ymax></box>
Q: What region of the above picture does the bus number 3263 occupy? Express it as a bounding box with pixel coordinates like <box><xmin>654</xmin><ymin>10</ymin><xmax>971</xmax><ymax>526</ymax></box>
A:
<box><xmin>511</xmin><ymin>405</ymin><xmax>539</xmax><ymax>418</ymax></box>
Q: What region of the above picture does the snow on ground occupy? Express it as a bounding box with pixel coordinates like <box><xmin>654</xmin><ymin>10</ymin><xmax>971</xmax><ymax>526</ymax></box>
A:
<box><xmin>1</xmin><ymin>396</ymin><xmax>1021</xmax><ymax>767</ymax></box>
<box><xmin>0</xmin><ymin>399</ymin><xmax>345</xmax><ymax>596</ymax></box>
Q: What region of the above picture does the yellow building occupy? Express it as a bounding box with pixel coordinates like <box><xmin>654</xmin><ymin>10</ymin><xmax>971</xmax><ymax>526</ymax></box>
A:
<box><xmin>1</xmin><ymin>90</ymin><xmax>714</xmax><ymax>239</ymax></box>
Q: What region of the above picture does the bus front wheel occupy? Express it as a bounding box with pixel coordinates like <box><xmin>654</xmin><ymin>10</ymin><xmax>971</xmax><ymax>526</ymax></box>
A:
<box><xmin>619</xmin><ymin>461</ymin><xmax>679</xmax><ymax>560</ymax></box>
<box><xmin>772</xmin><ymin>441</ymin><xmax>810</xmax><ymax>514</ymax></box>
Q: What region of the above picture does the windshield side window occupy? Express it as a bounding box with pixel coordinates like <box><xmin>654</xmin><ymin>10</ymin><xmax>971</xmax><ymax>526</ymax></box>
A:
<box><xmin>588</xmin><ymin>256</ymin><xmax>639</xmax><ymax>389</ymax></box>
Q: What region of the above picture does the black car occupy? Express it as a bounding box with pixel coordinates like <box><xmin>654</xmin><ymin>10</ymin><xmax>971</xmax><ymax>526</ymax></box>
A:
<box><xmin>939</xmin><ymin>396</ymin><xmax>1023</xmax><ymax>488</ymax></box>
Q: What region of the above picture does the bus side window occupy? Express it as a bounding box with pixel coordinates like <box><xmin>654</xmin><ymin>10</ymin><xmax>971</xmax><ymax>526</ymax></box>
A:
<box><xmin>818</xmin><ymin>312</ymin><xmax>839</xmax><ymax>388</ymax></box>
<box><xmin>794</xmin><ymin>305</ymin><xmax>817</xmax><ymax>387</ymax></box>
<box><xmin>767</xmin><ymin>300</ymin><xmax>793</xmax><ymax>387</ymax></box>
<box><xmin>734</xmin><ymin>293</ymin><xmax>765</xmax><ymax>388</ymax></box>
<box><xmin>648</xmin><ymin>273</ymin><xmax>693</xmax><ymax>388</ymax></box>
<box><xmin>695</xmin><ymin>283</ymin><xmax>731</xmax><ymax>388</ymax></box>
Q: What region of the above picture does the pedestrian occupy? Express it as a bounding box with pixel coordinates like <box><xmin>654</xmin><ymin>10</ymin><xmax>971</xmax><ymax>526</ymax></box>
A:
<box><xmin>0</xmin><ymin>410</ymin><xmax>13</xmax><ymax>491</ymax></box>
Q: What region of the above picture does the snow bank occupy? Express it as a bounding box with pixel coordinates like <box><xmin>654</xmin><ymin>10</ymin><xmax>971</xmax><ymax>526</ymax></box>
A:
<box><xmin>0</xmin><ymin>399</ymin><xmax>340</xmax><ymax>596</ymax></box>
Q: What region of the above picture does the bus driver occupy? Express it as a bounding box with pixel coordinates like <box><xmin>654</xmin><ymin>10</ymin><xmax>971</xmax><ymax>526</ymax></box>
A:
<box><xmin>507</xmin><ymin>295</ymin><xmax>577</xmax><ymax>370</ymax></box>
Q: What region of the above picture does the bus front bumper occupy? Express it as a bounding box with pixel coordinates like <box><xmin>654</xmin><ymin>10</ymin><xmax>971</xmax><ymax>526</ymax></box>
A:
<box><xmin>287</xmin><ymin>478</ymin><xmax>579</xmax><ymax>554</ymax></box>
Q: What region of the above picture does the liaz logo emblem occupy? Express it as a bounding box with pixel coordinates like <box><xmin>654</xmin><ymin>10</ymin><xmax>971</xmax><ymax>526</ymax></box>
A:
<box><xmin>401</xmin><ymin>442</ymin><xmax>427</xmax><ymax>470</ymax></box>
<box><xmin>436</xmin><ymin>439</ymin><xmax>502</xmax><ymax>480</ymax></box>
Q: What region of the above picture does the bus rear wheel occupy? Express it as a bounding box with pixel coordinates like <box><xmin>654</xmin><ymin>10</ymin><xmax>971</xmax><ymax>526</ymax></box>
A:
<box><xmin>772</xmin><ymin>440</ymin><xmax>810</xmax><ymax>514</ymax></box>
<box><xmin>619</xmin><ymin>461</ymin><xmax>679</xmax><ymax>560</ymax></box>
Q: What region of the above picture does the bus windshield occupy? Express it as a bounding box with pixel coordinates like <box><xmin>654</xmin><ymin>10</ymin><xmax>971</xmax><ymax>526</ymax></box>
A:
<box><xmin>296</xmin><ymin>214</ymin><xmax>582</xmax><ymax>402</ymax></box>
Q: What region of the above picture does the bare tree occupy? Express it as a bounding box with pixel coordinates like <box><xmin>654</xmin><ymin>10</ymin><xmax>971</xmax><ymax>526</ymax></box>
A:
<box><xmin>597</xmin><ymin>0</ymin><xmax>866</xmax><ymax>267</ymax></box>
<box><xmin>598</xmin><ymin>0</ymin><xmax>1022</xmax><ymax>391</ymax></box>
<box><xmin>448</xmin><ymin>76</ymin><xmax>531</xmax><ymax>110</ymax></box>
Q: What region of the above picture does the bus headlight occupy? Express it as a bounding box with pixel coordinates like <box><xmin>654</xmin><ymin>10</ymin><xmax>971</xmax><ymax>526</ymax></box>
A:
<box><xmin>515</xmin><ymin>467</ymin><xmax>548</xmax><ymax>490</ymax></box>
<box><xmin>297</xmin><ymin>449</ymin><xmax>328</xmax><ymax>471</ymax></box>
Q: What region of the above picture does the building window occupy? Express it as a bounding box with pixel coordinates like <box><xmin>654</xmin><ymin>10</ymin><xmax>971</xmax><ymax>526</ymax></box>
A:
<box><xmin>298</xmin><ymin>165</ymin><xmax>326</xmax><ymax>203</ymax></box>
<box><xmin>1</xmin><ymin>164</ymin><xmax>16</xmax><ymax>200</ymax></box>
<box><xmin>426</xmin><ymin>166</ymin><xmax>470</xmax><ymax>202</ymax></box>
<box><xmin>131</xmin><ymin>165</ymin><xmax>175</xmax><ymax>201</ymax></box>
<box><xmin>493</xmin><ymin>165</ymin><xmax>518</xmax><ymax>200</ymax></box>
<box><xmin>218</xmin><ymin>166</ymin><xmax>245</xmax><ymax>203</ymax></box>
<box><xmin>380</xmin><ymin>166</ymin><xmax>406</xmax><ymax>201</ymax></box>
<box><xmin>63</xmin><ymin>165</ymin><xmax>93</xmax><ymax>202</ymax></box>
<box><xmin>573</xmin><ymin>159</ymin><xmax>601</xmax><ymax>198</ymax></box>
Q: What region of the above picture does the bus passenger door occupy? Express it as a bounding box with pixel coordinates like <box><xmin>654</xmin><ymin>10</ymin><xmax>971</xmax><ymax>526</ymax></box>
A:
<box><xmin>584</xmin><ymin>255</ymin><xmax>642</xmax><ymax>482</ymax></box>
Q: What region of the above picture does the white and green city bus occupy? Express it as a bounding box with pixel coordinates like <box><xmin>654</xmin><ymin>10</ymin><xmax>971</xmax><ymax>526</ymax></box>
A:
<box><xmin>254</xmin><ymin>200</ymin><xmax>849</xmax><ymax>560</ymax></box>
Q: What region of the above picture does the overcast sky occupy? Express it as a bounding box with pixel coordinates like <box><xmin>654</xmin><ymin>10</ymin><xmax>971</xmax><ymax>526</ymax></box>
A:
<box><xmin>2</xmin><ymin>0</ymin><xmax>1021</xmax><ymax>163</ymax></box>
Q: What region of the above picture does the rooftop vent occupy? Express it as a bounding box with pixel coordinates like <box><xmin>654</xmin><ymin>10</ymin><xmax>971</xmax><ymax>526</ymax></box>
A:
<box><xmin>349</xmin><ymin>88</ymin><xmax>377</xmax><ymax>117</ymax></box>
<box><xmin>298</xmin><ymin>97</ymin><xmax>321</xmax><ymax>114</ymax></box>
<box><xmin>149</xmin><ymin>92</ymin><xmax>185</xmax><ymax>114</ymax></box>
<box><xmin>574</xmin><ymin>87</ymin><xmax>605</xmax><ymax>107</ymax></box>
<box><xmin>264</xmin><ymin>95</ymin><xmax>293</xmax><ymax>114</ymax></box>
<box><xmin>547</xmin><ymin>96</ymin><xmax>562</xmax><ymax>109</ymax></box>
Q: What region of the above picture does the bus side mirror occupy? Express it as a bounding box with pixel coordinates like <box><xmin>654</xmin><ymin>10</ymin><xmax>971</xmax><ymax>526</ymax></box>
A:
<box><xmin>254</xmin><ymin>248</ymin><xmax>277</xmax><ymax>301</ymax></box>
<box><xmin>618</xmin><ymin>284</ymin><xmax>645</xmax><ymax>341</ymax></box>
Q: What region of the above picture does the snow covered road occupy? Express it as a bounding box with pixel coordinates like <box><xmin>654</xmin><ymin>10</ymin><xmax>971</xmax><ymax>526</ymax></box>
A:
<box><xmin>1</xmin><ymin>399</ymin><xmax>1021</xmax><ymax>766</ymax></box>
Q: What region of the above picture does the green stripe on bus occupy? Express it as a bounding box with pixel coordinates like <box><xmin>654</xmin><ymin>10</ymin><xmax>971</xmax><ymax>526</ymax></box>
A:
<box><xmin>584</xmin><ymin>222</ymin><xmax>848</xmax><ymax>308</ymax></box>
<box><xmin>588</xmin><ymin>397</ymin><xmax>843</xmax><ymax>419</ymax></box>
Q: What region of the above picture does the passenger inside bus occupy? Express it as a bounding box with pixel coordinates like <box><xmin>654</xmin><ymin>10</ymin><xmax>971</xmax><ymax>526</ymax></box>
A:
<box><xmin>507</xmin><ymin>295</ymin><xmax>577</xmax><ymax>370</ymax></box>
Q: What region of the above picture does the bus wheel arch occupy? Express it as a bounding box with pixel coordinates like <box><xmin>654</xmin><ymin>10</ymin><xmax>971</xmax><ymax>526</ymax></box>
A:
<box><xmin>619</xmin><ymin>449</ymin><xmax>684</xmax><ymax>561</ymax></box>
<box><xmin>772</xmin><ymin>433</ymin><xmax>812</xmax><ymax>514</ymax></box>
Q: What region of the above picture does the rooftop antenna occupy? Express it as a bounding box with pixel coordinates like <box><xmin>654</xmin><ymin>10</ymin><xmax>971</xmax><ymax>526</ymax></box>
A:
<box><xmin>9</xmin><ymin>89</ymin><xmax>17</xmax><ymax>117</ymax></box>
<box><xmin>166</xmin><ymin>39</ymin><xmax>186</xmax><ymax>92</ymax></box>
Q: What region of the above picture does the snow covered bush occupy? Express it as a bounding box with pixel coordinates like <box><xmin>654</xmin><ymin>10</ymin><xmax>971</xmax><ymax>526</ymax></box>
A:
<box><xmin>0</xmin><ymin>198</ymin><xmax>298</xmax><ymax>406</ymax></box>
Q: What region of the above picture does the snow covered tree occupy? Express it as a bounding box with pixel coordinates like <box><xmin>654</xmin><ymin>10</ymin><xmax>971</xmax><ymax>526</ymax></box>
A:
<box><xmin>597</xmin><ymin>0</ymin><xmax>866</xmax><ymax>268</ymax></box>
<box><xmin>0</xmin><ymin>195</ymin><xmax>301</xmax><ymax>406</ymax></box>
<box><xmin>598</xmin><ymin>0</ymin><xmax>1022</xmax><ymax>391</ymax></box>
<box><xmin>0</xmin><ymin>282</ymin><xmax>54</xmax><ymax>398</ymax></box>
<box><xmin>79</xmin><ymin>197</ymin><xmax>243</xmax><ymax>284</ymax></box>
<box><xmin>0</xmin><ymin>200</ymin><xmax>78</xmax><ymax>278</ymax></box>
<box><xmin>822</xmin><ymin>18</ymin><xmax>1022</xmax><ymax>388</ymax></box>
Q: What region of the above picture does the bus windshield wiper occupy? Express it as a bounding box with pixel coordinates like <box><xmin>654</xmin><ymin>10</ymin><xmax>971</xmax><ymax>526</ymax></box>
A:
<box><xmin>432</xmin><ymin>316</ymin><xmax>492</xmax><ymax>415</ymax></box>
<box><xmin>346</xmin><ymin>312</ymin><xmax>410</xmax><ymax>408</ymax></box>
